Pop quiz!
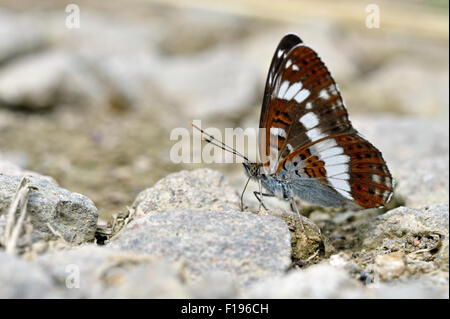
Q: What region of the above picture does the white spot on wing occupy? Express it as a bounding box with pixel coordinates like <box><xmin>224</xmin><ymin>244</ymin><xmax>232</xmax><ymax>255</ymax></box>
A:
<box><xmin>328</xmin><ymin>84</ymin><xmax>338</xmax><ymax>95</ymax></box>
<box><xmin>323</xmin><ymin>154</ymin><xmax>350</xmax><ymax>166</ymax></box>
<box><xmin>372</xmin><ymin>175</ymin><xmax>382</xmax><ymax>184</ymax></box>
<box><xmin>336</xmin><ymin>188</ymin><xmax>353</xmax><ymax>200</ymax></box>
<box><xmin>270</xmin><ymin>127</ymin><xmax>287</xmax><ymax>138</ymax></box>
<box><xmin>294</xmin><ymin>89</ymin><xmax>310</xmax><ymax>103</ymax></box>
<box><xmin>284</xmin><ymin>82</ymin><xmax>302</xmax><ymax>100</ymax></box>
<box><xmin>330</xmin><ymin>173</ymin><xmax>350</xmax><ymax>180</ymax></box>
<box><xmin>299</xmin><ymin>112</ymin><xmax>319</xmax><ymax>129</ymax></box>
<box><xmin>328</xmin><ymin>178</ymin><xmax>352</xmax><ymax>199</ymax></box>
<box><xmin>320</xmin><ymin>146</ymin><xmax>344</xmax><ymax>158</ymax></box>
<box><xmin>386</xmin><ymin>191</ymin><xmax>393</xmax><ymax>203</ymax></box>
<box><xmin>311</xmin><ymin>139</ymin><xmax>338</xmax><ymax>152</ymax></box>
<box><xmin>319</xmin><ymin>89</ymin><xmax>330</xmax><ymax>100</ymax></box>
<box><xmin>292</xmin><ymin>65</ymin><xmax>299</xmax><ymax>71</ymax></box>
<box><xmin>306</xmin><ymin>127</ymin><xmax>326</xmax><ymax>141</ymax></box>
<box><xmin>277</xmin><ymin>50</ymin><xmax>283</xmax><ymax>58</ymax></box>
<box><xmin>285</xmin><ymin>59</ymin><xmax>292</xmax><ymax>68</ymax></box>
<box><xmin>325</xmin><ymin>164</ymin><xmax>348</xmax><ymax>176</ymax></box>
<box><xmin>277</xmin><ymin>81</ymin><xmax>289</xmax><ymax>99</ymax></box>
<box><xmin>269</xmin><ymin>146</ymin><xmax>279</xmax><ymax>172</ymax></box>
<box><xmin>308</xmin><ymin>138</ymin><xmax>348</xmax><ymax>176</ymax></box>
<box><xmin>305</xmin><ymin>102</ymin><xmax>312</xmax><ymax>109</ymax></box>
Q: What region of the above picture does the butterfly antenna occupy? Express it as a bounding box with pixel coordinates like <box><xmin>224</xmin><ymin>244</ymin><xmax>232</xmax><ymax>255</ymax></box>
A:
<box><xmin>191</xmin><ymin>122</ymin><xmax>249</xmax><ymax>162</ymax></box>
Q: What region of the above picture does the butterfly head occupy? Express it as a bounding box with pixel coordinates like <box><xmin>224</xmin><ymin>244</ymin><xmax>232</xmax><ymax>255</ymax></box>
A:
<box><xmin>243</xmin><ymin>162</ymin><xmax>263</xmax><ymax>179</ymax></box>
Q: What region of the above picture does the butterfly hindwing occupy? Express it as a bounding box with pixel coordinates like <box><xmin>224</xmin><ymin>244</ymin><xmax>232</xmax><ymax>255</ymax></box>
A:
<box><xmin>278</xmin><ymin>133</ymin><xmax>393</xmax><ymax>208</ymax></box>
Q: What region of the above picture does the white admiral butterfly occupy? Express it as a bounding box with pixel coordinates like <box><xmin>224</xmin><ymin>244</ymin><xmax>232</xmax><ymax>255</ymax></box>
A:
<box><xmin>194</xmin><ymin>34</ymin><xmax>393</xmax><ymax>225</ymax></box>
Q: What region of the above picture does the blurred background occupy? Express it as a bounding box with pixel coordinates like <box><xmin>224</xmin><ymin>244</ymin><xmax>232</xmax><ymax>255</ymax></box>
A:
<box><xmin>0</xmin><ymin>0</ymin><xmax>448</xmax><ymax>221</ymax></box>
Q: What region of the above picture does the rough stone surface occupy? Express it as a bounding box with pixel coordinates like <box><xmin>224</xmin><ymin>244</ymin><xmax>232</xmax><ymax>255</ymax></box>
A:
<box><xmin>240</xmin><ymin>264</ymin><xmax>365</xmax><ymax>298</ymax></box>
<box><xmin>132</xmin><ymin>168</ymin><xmax>240</xmax><ymax>218</ymax></box>
<box><xmin>0</xmin><ymin>174</ymin><xmax>98</xmax><ymax>245</ymax></box>
<box><xmin>375</xmin><ymin>252</ymin><xmax>407</xmax><ymax>281</ymax></box>
<box><xmin>351</xmin><ymin>58</ymin><xmax>449</xmax><ymax>116</ymax></box>
<box><xmin>151</xmin><ymin>48</ymin><xmax>260</xmax><ymax>117</ymax></box>
<box><xmin>35</xmin><ymin>245</ymin><xmax>191</xmax><ymax>298</ymax></box>
<box><xmin>393</xmin><ymin>157</ymin><xmax>449</xmax><ymax>208</ymax></box>
<box><xmin>0</xmin><ymin>251</ymin><xmax>58</xmax><ymax>298</ymax></box>
<box><xmin>368</xmin><ymin>279</ymin><xmax>449</xmax><ymax>299</ymax></box>
<box><xmin>271</xmin><ymin>208</ymin><xmax>332</xmax><ymax>261</ymax></box>
<box><xmin>0</xmin><ymin>50</ymin><xmax>102</xmax><ymax>110</ymax></box>
<box><xmin>240</xmin><ymin>263</ymin><xmax>448</xmax><ymax>299</ymax></box>
<box><xmin>358</xmin><ymin>204</ymin><xmax>449</xmax><ymax>272</ymax></box>
<box><xmin>109</xmin><ymin>209</ymin><xmax>292</xmax><ymax>287</ymax></box>
<box><xmin>0</xmin><ymin>11</ymin><xmax>46</xmax><ymax>64</ymax></box>
<box><xmin>0</xmin><ymin>244</ymin><xmax>240</xmax><ymax>298</ymax></box>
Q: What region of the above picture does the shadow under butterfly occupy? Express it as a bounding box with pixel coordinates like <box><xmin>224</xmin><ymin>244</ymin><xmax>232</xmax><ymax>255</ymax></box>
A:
<box><xmin>192</xmin><ymin>33</ymin><xmax>393</xmax><ymax>230</ymax></box>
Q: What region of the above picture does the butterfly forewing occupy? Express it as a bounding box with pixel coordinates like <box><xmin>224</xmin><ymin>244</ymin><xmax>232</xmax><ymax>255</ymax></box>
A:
<box><xmin>259</xmin><ymin>34</ymin><xmax>393</xmax><ymax>208</ymax></box>
<box><xmin>259</xmin><ymin>34</ymin><xmax>302</xmax><ymax>170</ymax></box>
<box><xmin>260</xmin><ymin>33</ymin><xmax>303</xmax><ymax>128</ymax></box>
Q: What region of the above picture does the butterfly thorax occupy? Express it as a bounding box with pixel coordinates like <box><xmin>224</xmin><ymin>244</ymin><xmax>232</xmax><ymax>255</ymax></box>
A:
<box><xmin>243</xmin><ymin>162</ymin><xmax>293</xmax><ymax>200</ymax></box>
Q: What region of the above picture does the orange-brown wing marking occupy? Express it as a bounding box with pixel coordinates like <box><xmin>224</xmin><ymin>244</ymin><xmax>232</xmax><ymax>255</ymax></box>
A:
<box><xmin>260</xmin><ymin>99</ymin><xmax>295</xmax><ymax>170</ymax></box>
<box><xmin>334</xmin><ymin>134</ymin><xmax>393</xmax><ymax>208</ymax></box>
<box><xmin>277</xmin><ymin>133</ymin><xmax>394</xmax><ymax>208</ymax></box>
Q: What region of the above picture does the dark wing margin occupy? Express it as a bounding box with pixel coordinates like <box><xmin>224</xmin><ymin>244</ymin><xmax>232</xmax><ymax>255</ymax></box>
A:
<box><xmin>259</xmin><ymin>34</ymin><xmax>302</xmax><ymax>128</ymax></box>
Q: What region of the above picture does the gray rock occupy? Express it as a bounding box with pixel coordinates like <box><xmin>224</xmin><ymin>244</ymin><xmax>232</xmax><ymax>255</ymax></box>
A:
<box><xmin>0</xmin><ymin>11</ymin><xmax>46</xmax><ymax>64</ymax></box>
<box><xmin>109</xmin><ymin>209</ymin><xmax>292</xmax><ymax>287</ymax></box>
<box><xmin>393</xmin><ymin>157</ymin><xmax>449</xmax><ymax>208</ymax></box>
<box><xmin>352</xmin><ymin>116</ymin><xmax>449</xmax><ymax>164</ymax></box>
<box><xmin>0</xmin><ymin>251</ymin><xmax>58</xmax><ymax>298</ymax></box>
<box><xmin>132</xmin><ymin>168</ymin><xmax>240</xmax><ymax>218</ymax></box>
<box><xmin>100</xmin><ymin>262</ymin><xmax>191</xmax><ymax>299</ymax></box>
<box><xmin>351</xmin><ymin>58</ymin><xmax>449</xmax><ymax>116</ymax></box>
<box><xmin>151</xmin><ymin>48</ymin><xmax>260</xmax><ymax>118</ymax></box>
<box><xmin>240</xmin><ymin>263</ymin><xmax>448</xmax><ymax>299</ymax></box>
<box><xmin>35</xmin><ymin>245</ymin><xmax>191</xmax><ymax>298</ymax></box>
<box><xmin>271</xmin><ymin>208</ymin><xmax>330</xmax><ymax>261</ymax></box>
<box><xmin>186</xmin><ymin>271</ymin><xmax>239</xmax><ymax>299</ymax></box>
<box><xmin>240</xmin><ymin>264</ymin><xmax>366</xmax><ymax>298</ymax></box>
<box><xmin>358</xmin><ymin>204</ymin><xmax>449</xmax><ymax>271</ymax></box>
<box><xmin>0</xmin><ymin>50</ymin><xmax>103</xmax><ymax>110</ymax></box>
<box><xmin>368</xmin><ymin>279</ymin><xmax>449</xmax><ymax>299</ymax></box>
<box><xmin>374</xmin><ymin>251</ymin><xmax>407</xmax><ymax>281</ymax></box>
<box><xmin>0</xmin><ymin>158</ymin><xmax>56</xmax><ymax>184</ymax></box>
<box><xmin>156</xmin><ymin>7</ymin><xmax>260</xmax><ymax>56</ymax></box>
<box><xmin>0</xmin><ymin>152</ymin><xmax>29</xmax><ymax>169</ymax></box>
<box><xmin>0</xmin><ymin>174</ymin><xmax>98</xmax><ymax>245</ymax></box>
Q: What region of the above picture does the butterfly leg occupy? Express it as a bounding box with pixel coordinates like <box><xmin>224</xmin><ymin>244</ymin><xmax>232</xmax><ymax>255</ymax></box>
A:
<box><xmin>258</xmin><ymin>179</ymin><xmax>271</xmax><ymax>211</ymax></box>
<box><xmin>290</xmin><ymin>199</ymin><xmax>306</xmax><ymax>233</ymax></box>
<box><xmin>253</xmin><ymin>191</ymin><xmax>274</xmax><ymax>211</ymax></box>
<box><xmin>239</xmin><ymin>176</ymin><xmax>251</xmax><ymax>211</ymax></box>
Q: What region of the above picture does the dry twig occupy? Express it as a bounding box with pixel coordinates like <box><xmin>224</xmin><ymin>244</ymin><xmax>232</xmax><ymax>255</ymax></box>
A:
<box><xmin>2</xmin><ymin>176</ymin><xmax>37</xmax><ymax>254</ymax></box>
